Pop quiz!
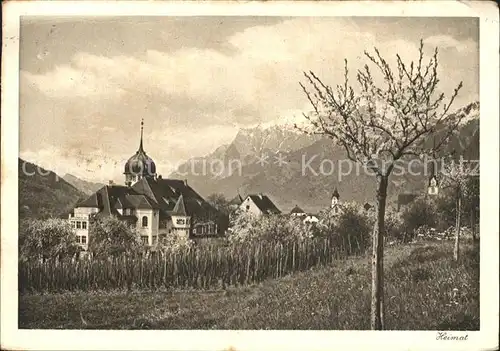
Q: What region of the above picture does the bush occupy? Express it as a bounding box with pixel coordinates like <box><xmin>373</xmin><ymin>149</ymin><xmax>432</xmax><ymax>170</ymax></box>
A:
<box><xmin>227</xmin><ymin>210</ymin><xmax>317</xmax><ymax>244</ymax></box>
<box><xmin>227</xmin><ymin>202</ymin><xmax>371</xmax><ymax>255</ymax></box>
<box><xmin>401</xmin><ymin>197</ymin><xmax>438</xmax><ymax>241</ymax></box>
<box><xmin>88</xmin><ymin>216</ymin><xmax>144</xmax><ymax>258</ymax></box>
<box><xmin>155</xmin><ymin>231</ymin><xmax>195</xmax><ymax>253</ymax></box>
<box><xmin>316</xmin><ymin>202</ymin><xmax>372</xmax><ymax>255</ymax></box>
<box><xmin>19</xmin><ymin>218</ymin><xmax>82</xmax><ymax>262</ymax></box>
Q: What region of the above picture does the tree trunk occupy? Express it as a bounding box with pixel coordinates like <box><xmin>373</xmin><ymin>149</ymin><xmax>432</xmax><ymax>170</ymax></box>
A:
<box><xmin>454</xmin><ymin>189</ymin><xmax>461</xmax><ymax>261</ymax></box>
<box><xmin>371</xmin><ymin>174</ymin><xmax>389</xmax><ymax>330</ymax></box>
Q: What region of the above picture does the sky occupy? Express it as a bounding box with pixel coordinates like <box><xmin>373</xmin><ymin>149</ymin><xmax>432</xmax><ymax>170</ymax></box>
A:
<box><xmin>19</xmin><ymin>16</ymin><xmax>479</xmax><ymax>183</ymax></box>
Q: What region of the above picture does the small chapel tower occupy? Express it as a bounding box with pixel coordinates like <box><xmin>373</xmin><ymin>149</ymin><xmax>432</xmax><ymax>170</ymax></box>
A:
<box><xmin>331</xmin><ymin>188</ymin><xmax>340</xmax><ymax>214</ymax></box>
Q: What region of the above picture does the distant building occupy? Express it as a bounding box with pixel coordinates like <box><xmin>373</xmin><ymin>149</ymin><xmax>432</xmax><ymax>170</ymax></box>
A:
<box><xmin>303</xmin><ymin>214</ymin><xmax>319</xmax><ymax>225</ymax></box>
<box><xmin>69</xmin><ymin>120</ymin><xmax>226</xmax><ymax>250</ymax></box>
<box><xmin>290</xmin><ymin>204</ymin><xmax>306</xmax><ymax>217</ymax></box>
<box><xmin>427</xmin><ymin>175</ymin><xmax>439</xmax><ymax>196</ymax></box>
<box><xmin>239</xmin><ymin>194</ymin><xmax>281</xmax><ymax>216</ymax></box>
<box><xmin>331</xmin><ymin>188</ymin><xmax>341</xmax><ymax>215</ymax></box>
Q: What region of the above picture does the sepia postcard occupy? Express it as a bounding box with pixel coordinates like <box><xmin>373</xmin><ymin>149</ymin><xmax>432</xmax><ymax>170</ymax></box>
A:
<box><xmin>1</xmin><ymin>1</ymin><xmax>499</xmax><ymax>350</ymax></box>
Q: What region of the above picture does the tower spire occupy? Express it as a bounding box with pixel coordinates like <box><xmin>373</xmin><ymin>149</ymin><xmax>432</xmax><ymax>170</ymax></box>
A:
<box><xmin>139</xmin><ymin>118</ymin><xmax>144</xmax><ymax>152</ymax></box>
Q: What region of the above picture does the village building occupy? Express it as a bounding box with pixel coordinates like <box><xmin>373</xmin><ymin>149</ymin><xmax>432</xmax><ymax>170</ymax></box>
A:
<box><xmin>330</xmin><ymin>188</ymin><xmax>341</xmax><ymax>215</ymax></box>
<box><xmin>289</xmin><ymin>205</ymin><xmax>319</xmax><ymax>224</ymax></box>
<box><xmin>290</xmin><ymin>205</ymin><xmax>306</xmax><ymax>217</ymax></box>
<box><xmin>239</xmin><ymin>194</ymin><xmax>281</xmax><ymax>216</ymax></box>
<box><xmin>69</xmin><ymin>120</ymin><xmax>226</xmax><ymax>250</ymax></box>
<box><xmin>303</xmin><ymin>214</ymin><xmax>319</xmax><ymax>225</ymax></box>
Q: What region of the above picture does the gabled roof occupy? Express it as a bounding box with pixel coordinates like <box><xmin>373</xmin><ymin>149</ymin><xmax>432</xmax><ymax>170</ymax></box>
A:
<box><xmin>75</xmin><ymin>177</ymin><xmax>222</xmax><ymax>221</ymax></box>
<box><xmin>290</xmin><ymin>205</ymin><xmax>305</xmax><ymax>214</ymax></box>
<box><xmin>133</xmin><ymin>177</ymin><xmax>221</xmax><ymax>219</ymax></box>
<box><xmin>246</xmin><ymin>194</ymin><xmax>281</xmax><ymax>215</ymax></box>
<box><xmin>171</xmin><ymin>194</ymin><xmax>187</xmax><ymax>216</ymax></box>
<box><xmin>126</xmin><ymin>195</ymin><xmax>156</xmax><ymax>209</ymax></box>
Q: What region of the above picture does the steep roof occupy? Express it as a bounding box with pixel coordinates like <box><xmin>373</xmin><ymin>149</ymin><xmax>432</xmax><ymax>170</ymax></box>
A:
<box><xmin>171</xmin><ymin>194</ymin><xmax>187</xmax><ymax>216</ymax></box>
<box><xmin>132</xmin><ymin>177</ymin><xmax>220</xmax><ymax>219</ymax></box>
<box><xmin>247</xmin><ymin>194</ymin><xmax>281</xmax><ymax>215</ymax></box>
<box><xmin>290</xmin><ymin>205</ymin><xmax>305</xmax><ymax>214</ymax></box>
<box><xmin>75</xmin><ymin>178</ymin><xmax>221</xmax><ymax>221</ymax></box>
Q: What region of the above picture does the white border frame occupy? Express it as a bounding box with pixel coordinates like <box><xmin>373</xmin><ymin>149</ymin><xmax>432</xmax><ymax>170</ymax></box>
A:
<box><xmin>2</xmin><ymin>1</ymin><xmax>498</xmax><ymax>350</ymax></box>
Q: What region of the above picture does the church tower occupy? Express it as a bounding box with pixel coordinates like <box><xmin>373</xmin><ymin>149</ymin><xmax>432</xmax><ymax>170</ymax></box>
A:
<box><xmin>331</xmin><ymin>187</ymin><xmax>340</xmax><ymax>214</ymax></box>
<box><xmin>124</xmin><ymin>119</ymin><xmax>157</xmax><ymax>186</ymax></box>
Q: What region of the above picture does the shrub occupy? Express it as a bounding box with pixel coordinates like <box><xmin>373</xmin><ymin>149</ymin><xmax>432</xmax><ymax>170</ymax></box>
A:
<box><xmin>317</xmin><ymin>202</ymin><xmax>371</xmax><ymax>255</ymax></box>
<box><xmin>227</xmin><ymin>210</ymin><xmax>317</xmax><ymax>244</ymax></box>
<box><xmin>88</xmin><ymin>216</ymin><xmax>144</xmax><ymax>258</ymax></box>
<box><xmin>19</xmin><ymin>218</ymin><xmax>82</xmax><ymax>262</ymax></box>
<box><xmin>401</xmin><ymin>197</ymin><xmax>438</xmax><ymax>241</ymax></box>
<box><xmin>155</xmin><ymin>231</ymin><xmax>195</xmax><ymax>253</ymax></box>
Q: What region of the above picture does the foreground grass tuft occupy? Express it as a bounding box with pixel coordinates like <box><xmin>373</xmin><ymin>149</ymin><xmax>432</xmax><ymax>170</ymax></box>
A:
<box><xmin>19</xmin><ymin>240</ymin><xmax>479</xmax><ymax>330</ymax></box>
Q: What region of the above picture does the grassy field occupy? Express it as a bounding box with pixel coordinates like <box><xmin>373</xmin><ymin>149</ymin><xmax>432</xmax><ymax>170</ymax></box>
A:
<box><xmin>18</xmin><ymin>240</ymin><xmax>479</xmax><ymax>330</ymax></box>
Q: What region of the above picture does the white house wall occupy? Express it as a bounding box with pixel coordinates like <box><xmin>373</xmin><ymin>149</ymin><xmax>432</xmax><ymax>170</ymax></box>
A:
<box><xmin>70</xmin><ymin>207</ymin><xmax>98</xmax><ymax>250</ymax></box>
<box><xmin>239</xmin><ymin>197</ymin><xmax>263</xmax><ymax>216</ymax></box>
<box><xmin>135</xmin><ymin>209</ymin><xmax>158</xmax><ymax>245</ymax></box>
<box><xmin>171</xmin><ymin>215</ymin><xmax>191</xmax><ymax>239</ymax></box>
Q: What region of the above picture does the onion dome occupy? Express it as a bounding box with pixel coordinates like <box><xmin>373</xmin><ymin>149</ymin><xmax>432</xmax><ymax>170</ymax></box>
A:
<box><xmin>124</xmin><ymin>119</ymin><xmax>156</xmax><ymax>178</ymax></box>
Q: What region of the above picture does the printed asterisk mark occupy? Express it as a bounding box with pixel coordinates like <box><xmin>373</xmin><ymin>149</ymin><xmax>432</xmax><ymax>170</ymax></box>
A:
<box><xmin>274</xmin><ymin>153</ymin><xmax>288</xmax><ymax>167</ymax></box>
<box><xmin>255</xmin><ymin>153</ymin><xmax>269</xmax><ymax>166</ymax></box>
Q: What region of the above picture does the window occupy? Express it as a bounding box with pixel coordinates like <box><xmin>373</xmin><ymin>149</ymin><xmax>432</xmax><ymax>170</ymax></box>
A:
<box><xmin>246</xmin><ymin>205</ymin><xmax>250</xmax><ymax>210</ymax></box>
<box><xmin>82</xmin><ymin>221</ymin><xmax>87</xmax><ymax>230</ymax></box>
<box><xmin>141</xmin><ymin>236</ymin><xmax>149</xmax><ymax>245</ymax></box>
<box><xmin>176</xmin><ymin>218</ymin><xmax>185</xmax><ymax>225</ymax></box>
<box><xmin>76</xmin><ymin>221</ymin><xmax>81</xmax><ymax>229</ymax></box>
<box><xmin>142</xmin><ymin>216</ymin><xmax>148</xmax><ymax>227</ymax></box>
<box><xmin>76</xmin><ymin>236</ymin><xmax>81</xmax><ymax>243</ymax></box>
<box><xmin>71</xmin><ymin>221</ymin><xmax>76</xmax><ymax>229</ymax></box>
<box><xmin>81</xmin><ymin>236</ymin><xmax>87</xmax><ymax>244</ymax></box>
<box><xmin>152</xmin><ymin>236</ymin><xmax>157</xmax><ymax>245</ymax></box>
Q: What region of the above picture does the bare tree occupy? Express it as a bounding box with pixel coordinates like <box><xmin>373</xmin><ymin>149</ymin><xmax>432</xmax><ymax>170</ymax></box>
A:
<box><xmin>298</xmin><ymin>40</ymin><xmax>468</xmax><ymax>330</ymax></box>
<box><xmin>439</xmin><ymin>157</ymin><xmax>479</xmax><ymax>260</ymax></box>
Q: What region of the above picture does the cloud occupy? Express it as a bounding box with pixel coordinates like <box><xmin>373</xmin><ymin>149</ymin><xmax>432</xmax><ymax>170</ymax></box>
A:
<box><xmin>424</xmin><ymin>35</ymin><xmax>476</xmax><ymax>53</ymax></box>
<box><xmin>22</xmin><ymin>65</ymin><xmax>125</xmax><ymax>98</ymax></box>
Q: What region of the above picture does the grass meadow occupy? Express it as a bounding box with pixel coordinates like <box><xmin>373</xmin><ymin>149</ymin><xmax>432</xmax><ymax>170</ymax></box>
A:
<box><xmin>19</xmin><ymin>239</ymin><xmax>479</xmax><ymax>330</ymax></box>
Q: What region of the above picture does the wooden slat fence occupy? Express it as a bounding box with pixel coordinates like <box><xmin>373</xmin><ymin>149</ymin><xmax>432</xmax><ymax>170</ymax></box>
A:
<box><xmin>19</xmin><ymin>237</ymin><xmax>361</xmax><ymax>293</ymax></box>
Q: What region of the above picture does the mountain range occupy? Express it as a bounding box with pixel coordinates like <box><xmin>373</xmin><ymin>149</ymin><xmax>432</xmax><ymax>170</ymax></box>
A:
<box><xmin>18</xmin><ymin>101</ymin><xmax>479</xmax><ymax>218</ymax></box>
<box><xmin>18</xmin><ymin>159</ymin><xmax>87</xmax><ymax>220</ymax></box>
<box><xmin>169</xmin><ymin>101</ymin><xmax>480</xmax><ymax>213</ymax></box>
<box><xmin>62</xmin><ymin>174</ymin><xmax>105</xmax><ymax>195</ymax></box>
